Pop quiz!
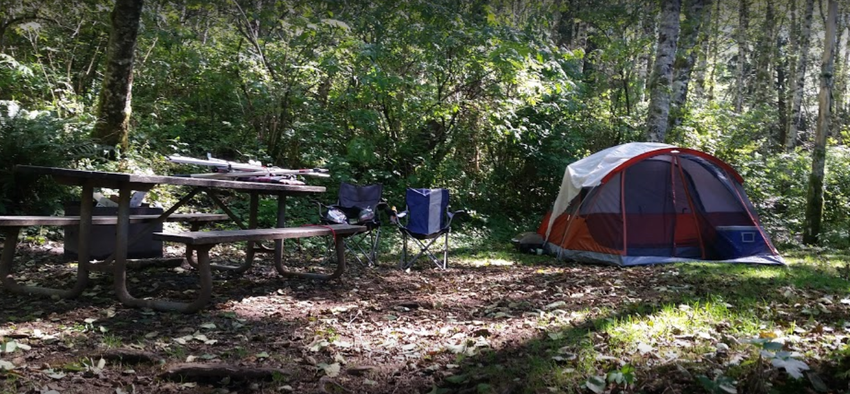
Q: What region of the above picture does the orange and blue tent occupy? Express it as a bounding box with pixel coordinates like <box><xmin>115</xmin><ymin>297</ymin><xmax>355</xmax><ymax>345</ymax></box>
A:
<box><xmin>538</xmin><ymin>142</ymin><xmax>784</xmax><ymax>266</ymax></box>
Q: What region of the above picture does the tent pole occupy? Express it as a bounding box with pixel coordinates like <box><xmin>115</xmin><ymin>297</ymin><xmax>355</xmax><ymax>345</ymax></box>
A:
<box><xmin>620</xmin><ymin>170</ymin><xmax>627</xmax><ymax>255</ymax></box>
<box><xmin>670</xmin><ymin>155</ymin><xmax>678</xmax><ymax>257</ymax></box>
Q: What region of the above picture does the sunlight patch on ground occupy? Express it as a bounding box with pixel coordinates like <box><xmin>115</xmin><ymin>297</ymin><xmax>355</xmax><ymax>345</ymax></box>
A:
<box><xmin>605</xmin><ymin>299</ymin><xmax>763</xmax><ymax>356</ymax></box>
<box><xmin>460</xmin><ymin>257</ymin><xmax>515</xmax><ymax>267</ymax></box>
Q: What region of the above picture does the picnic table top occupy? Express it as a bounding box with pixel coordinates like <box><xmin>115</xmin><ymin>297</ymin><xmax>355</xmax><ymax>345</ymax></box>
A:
<box><xmin>15</xmin><ymin>165</ymin><xmax>326</xmax><ymax>194</ymax></box>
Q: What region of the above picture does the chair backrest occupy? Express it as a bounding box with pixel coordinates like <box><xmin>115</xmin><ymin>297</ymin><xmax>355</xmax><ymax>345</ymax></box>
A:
<box><xmin>338</xmin><ymin>182</ymin><xmax>383</xmax><ymax>212</ymax></box>
<box><xmin>405</xmin><ymin>188</ymin><xmax>449</xmax><ymax>235</ymax></box>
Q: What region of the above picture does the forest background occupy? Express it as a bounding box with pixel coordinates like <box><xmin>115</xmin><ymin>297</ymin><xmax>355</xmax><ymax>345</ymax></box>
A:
<box><xmin>2</xmin><ymin>0</ymin><xmax>850</xmax><ymax>250</ymax></box>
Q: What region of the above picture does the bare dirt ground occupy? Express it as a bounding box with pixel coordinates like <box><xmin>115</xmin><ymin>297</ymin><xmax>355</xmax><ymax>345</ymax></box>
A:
<box><xmin>0</xmin><ymin>240</ymin><xmax>846</xmax><ymax>393</ymax></box>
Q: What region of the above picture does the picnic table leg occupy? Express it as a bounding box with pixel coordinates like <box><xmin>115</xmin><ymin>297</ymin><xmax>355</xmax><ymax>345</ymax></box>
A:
<box><xmin>275</xmin><ymin>234</ymin><xmax>346</xmax><ymax>281</ymax></box>
<box><xmin>185</xmin><ymin>222</ymin><xmax>202</xmax><ymax>269</ymax></box>
<box><xmin>206</xmin><ymin>190</ymin><xmax>272</xmax><ymax>252</ymax></box>
<box><xmin>274</xmin><ymin>194</ymin><xmax>286</xmax><ymax>269</ymax></box>
<box><xmin>0</xmin><ymin>227</ymin><xmax>89</xmax><ymax>299</ymax></box>
<box><xmin>77</xmin><ymin>183</ymin><xmax>94</xmax><ymax>271</ymax></box>
<box><xmin>0</xmin><ymin>183</ymin><xmax>94</xmax><ymax>298</ymax></box>
<box><xmin>116</xmin><ymin>244</ymin><xmax>214</xmax><ymax>313</ymax></box>
<box><xmin>113</xmin><ymin>186</ymin><xmax>214</xmax><ymax>313</ymax></box>
<box><xmin>205</xmin><ymin>193</ymin><xmax>258</xmax><ymax>273</ymax></box>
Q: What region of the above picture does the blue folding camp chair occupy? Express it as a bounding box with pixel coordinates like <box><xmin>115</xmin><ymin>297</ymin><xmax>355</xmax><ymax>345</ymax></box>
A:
<box><xmin>392</xmin><ymin>188</ymin><xmax>464</xmax><ymax>269</ymax></box>
<box><xmin>317</xmin><ymin>182</ymin><xmax>387</xmax><ymax>266</ymax></box>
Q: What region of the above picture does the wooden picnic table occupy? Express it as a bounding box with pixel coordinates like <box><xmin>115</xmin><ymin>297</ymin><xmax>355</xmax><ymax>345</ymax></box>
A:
<box><xmin>6</xmin><ymin>165</ymin><xmax>329</xmax><ymax>311</ymax></box>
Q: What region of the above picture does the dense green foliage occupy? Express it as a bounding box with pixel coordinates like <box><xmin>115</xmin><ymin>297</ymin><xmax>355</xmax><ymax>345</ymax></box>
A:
<box><xmin>1</xmin><ymin>0</ymin><xmax>849</xmax><ymax>247</ymax></box>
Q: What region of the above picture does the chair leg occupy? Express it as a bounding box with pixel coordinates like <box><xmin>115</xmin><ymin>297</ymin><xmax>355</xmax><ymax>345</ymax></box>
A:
<box><xmin>443</xmin><ymin>230</ymin><xmax>449</xmax><ymax>269</ymax></box>
<box><xmin>399</xmin><ymin>233</ymin><xmax>408</xmax><ymax>269</ymax></box>
<box><xmin>370</xmin><ymin>228</ymin><xmax>380</xmax><ymax>266</ymax></box>
<box><xmin>405</xmin><ymin>236</ymin><xmax>444</xmax><ymax>270</ymax></box>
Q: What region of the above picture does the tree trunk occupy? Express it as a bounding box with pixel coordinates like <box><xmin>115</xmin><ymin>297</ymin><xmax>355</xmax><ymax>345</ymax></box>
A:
<box><xmin>638</xmin><ymin>0</ymin><xmax>658</xmax><ymax>103</ymax></box>
<box><xmin>787</xmin><ymin>0</ymin><xmax>798</xmax><ymax>114</ymax></box>
<box><xmin>555</xmin><ymin>0</ymin><xmax>578</xmax><ymax>49</ymax></box>
<box><xmin>787</xmin><ymin>0</ymin><xmax>816</xmax><ymax>151</ymax></box>
<box><xmin>734</xmin><ymin>0</ymin><xmax>749</xmax><ymax>113</ymax></box>
<box><xmin>754</xmin><ymin>1</ymin><xmax>777</xmax><ymax>106</ymax></box>
<box><xmin>692</xmin><ymin>0</ymin><xmax>718</xmax><ymax>100</ymax></box>
<box><xmin>92</xmin><ymin>0</ymin><xmax>145</xmax><ymax>150</ymax></box>
<box><xmin>668</xmin><ymin>0</ymin><xmax>712</xmax><ymax>131</ymax></box>
<box><xmin>645</xmin><ymin>0</ymin><xmax>682</xmax><ymax>142</ymax></box>
<box><xmin>841</xmin><ymin>13</ymin><xmax>850</xmax><ymax>144</ymax></box>
<box><xmin>706</xmin><ymin>0</ymin><xmax>721</xmax><ymax>101</ymax></box>
<box><xmin>833</xmin><ymin>12</ymin><xmax>849</xmax><ymax>140</ymax></box>
<box><xmin>777</xmin><ymin>36</ymin><xmax>789</xmax><ymax>149</ymax></box>
<box><xmin>803</xmin><ymin>0</ymin><xmax>837</xmax><ymax>245</ymax></box>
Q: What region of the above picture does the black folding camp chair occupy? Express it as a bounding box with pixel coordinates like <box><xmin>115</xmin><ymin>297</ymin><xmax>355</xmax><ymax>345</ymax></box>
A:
<box><xmin>317</xmin><ymin>182</ymin><xmax>387</xmax><ymax>266</ymax></box>
<box><xmin>392</xmin><ymin>188</ymin><xmax>465</xmax><ymax>269</ymax></box>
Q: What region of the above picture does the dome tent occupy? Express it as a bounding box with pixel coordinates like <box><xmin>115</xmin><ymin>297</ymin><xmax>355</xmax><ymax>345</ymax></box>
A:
<box><xmin>537</xmin><ymin>142</ymin><xmax>784</xmax><ymax>266</ymax></box>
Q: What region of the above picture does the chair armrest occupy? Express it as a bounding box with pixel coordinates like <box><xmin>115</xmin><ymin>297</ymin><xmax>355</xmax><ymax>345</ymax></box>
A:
<box><xmin>311</xmin><ymin>198</ymin><xmax>334</xmax><ymax>209</ymax></box>
<box><xmin>446</xmin><ymin>209</ymin><xmax>466</xmax><ymax>227</ymax></box>
<box><xmin>389</xmin><ymin>209</ymin><xmax>408</xmax><ymax>225</ymax></box>
<box><xmin>447</xmin><ymin>209</ymin><xmax>466</xmax><ymax>219</ymax></box>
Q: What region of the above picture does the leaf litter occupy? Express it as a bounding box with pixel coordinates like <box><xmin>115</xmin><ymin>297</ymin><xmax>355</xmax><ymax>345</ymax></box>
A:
<box><xmin>1</xmin><ymin>244</ymin><xmax>849</xmax><ymax>393</ymax></box>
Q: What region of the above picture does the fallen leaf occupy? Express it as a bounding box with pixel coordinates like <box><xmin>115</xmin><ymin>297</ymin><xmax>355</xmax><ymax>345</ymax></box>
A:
<box><xmin>318</xmin><ymin>362</ymin><xmax>341</xmax><ymax>377</ymax></box>
<box><xmin>771</xmin><ymin>356</ymin><xmax>809</xmax><ymax>379</ymax></box>
<box><xmin>585</xmin><ymin>375</ymin><xmax>606</xmax><ymax>393</ymax></box>
<box><xmin>637</xmin><ymin>342</ymin><xmax>654</xmax><ymax>355</ymax></box>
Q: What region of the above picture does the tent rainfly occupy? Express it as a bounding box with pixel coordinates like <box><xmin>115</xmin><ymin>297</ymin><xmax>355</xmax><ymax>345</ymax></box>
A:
<box><xmin>537</xmin><ymin>142</ymin><xmax>785</xmax><ymax>266</ymax></box>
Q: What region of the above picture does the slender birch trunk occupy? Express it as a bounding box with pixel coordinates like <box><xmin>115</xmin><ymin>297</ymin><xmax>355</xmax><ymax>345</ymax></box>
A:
<box><xmin>803</xmin><ymin>0</ymin><xmax>837</xmax><ymax>245</ymax></box>
<box><xmin>92</xmin><ymin>0</ymin><xmax>145</xmax><ymax>150</ymax></box>
<box><xmin>645</xmin><ymin>0</ymin><xmax>682</xmax><ymax>142</ymax></box>
<box><xmin>707</xmin><ymin>0</ymin><xmax>721</xmax><ymax>101</ymax></box>
<box><xmin>734</xmin><ymin>0</ymin><xmax>749</xmax><ymax>113</ymax></box>
<box><xmin>834</xmin><ymin>12</ymin><xmax>849</xmax><ymax>141</ymax></box>
<box><xmin>787</xmin><ymin>0</ymin><xmax>816</xmax><ymax>151</ymax></box>
<box><xmin>777</xmin><ymin>35</ymin><xmax>789</xmax><ymax>148</ymax></box>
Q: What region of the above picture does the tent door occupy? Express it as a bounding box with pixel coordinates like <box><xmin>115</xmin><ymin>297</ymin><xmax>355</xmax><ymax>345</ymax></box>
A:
<box><xmin>672</xmin><ymin>155</ymin><xmax>705</xmax><ymax>258</ymax></box>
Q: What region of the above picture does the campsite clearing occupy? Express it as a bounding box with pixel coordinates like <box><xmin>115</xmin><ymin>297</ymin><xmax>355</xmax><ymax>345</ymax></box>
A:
<box><xmin>0</xmin><ymin>241</ymin><xmax>848</xmax><ymax>393</ymax></box>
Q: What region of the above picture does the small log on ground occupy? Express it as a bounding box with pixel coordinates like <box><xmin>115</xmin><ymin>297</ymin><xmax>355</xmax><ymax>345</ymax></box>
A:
<box><xmin>91</xmin><ymin>348</ymin><xmax>162</xmax><ymax>364</ymax></box>
<box><xmin>161</xmin><ymin>363</ymin><xmax>289</xmax><ymax>382</ymax></box>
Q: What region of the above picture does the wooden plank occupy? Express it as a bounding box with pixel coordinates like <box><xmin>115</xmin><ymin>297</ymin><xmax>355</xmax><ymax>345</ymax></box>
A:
<box><xmin>153</xmin><ymin>224</ymin><xmax>366</xmax><ymax>245</ymax></box>
<box><xmin>0</xmin><ymin>213</ymin><xmax>229</xmax><ymax>227</ymax></box>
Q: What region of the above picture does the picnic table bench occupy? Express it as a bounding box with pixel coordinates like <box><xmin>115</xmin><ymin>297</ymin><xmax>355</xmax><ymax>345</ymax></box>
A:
<box><xmin>149</xmin><ymin>223</ymin><xmax>365</xmax><ymax>313</ymax></box>
<box><xmin>0</xmin><ymin>213</ymin><xmax>229</xmax><ymax>299</ymax></box>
